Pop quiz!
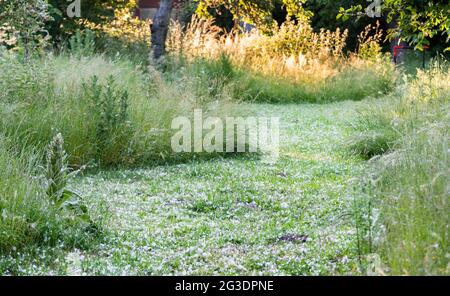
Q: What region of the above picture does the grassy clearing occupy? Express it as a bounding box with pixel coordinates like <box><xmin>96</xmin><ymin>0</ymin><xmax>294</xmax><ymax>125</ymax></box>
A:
<box><xmin>0</xmin><ymin>11</ymin><xmax>447</xmax><ymax>276</ymax></box>
<box><xmin>0</xmin><ymin>101</ymin><xmax>369</xmax><ymax>275</ymax></box>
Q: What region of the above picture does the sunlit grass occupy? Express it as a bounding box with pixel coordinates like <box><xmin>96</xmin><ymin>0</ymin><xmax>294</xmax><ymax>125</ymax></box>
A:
<box><xmin>166</xmin><ymin>17</ymin><xmax>396</xmax><ymax>103</ymax></box>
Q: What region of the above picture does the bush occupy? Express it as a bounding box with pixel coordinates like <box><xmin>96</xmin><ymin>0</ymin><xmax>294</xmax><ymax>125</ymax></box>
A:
<box><xmin>82</xmin><ymin>75</ymin><xmax>132</xmax><ymax>166</ymax></box>
<box><xmin>68</xmin><ymin>29</ymin><xmax>96</xmax><ymax>58</ymax></box>
<box><xmin>0</xmin><ymin>50</ymin><xmax>53</xmax><ymax>103</ymax></box>
<box><xmin>0</xmin><ymin>0</ymin><xmax>51</xmax><ymax>60</ymax></box>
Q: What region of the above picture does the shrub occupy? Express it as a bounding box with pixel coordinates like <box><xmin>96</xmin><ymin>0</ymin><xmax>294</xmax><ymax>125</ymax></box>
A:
<box><xmin>79</xmin><ymin>1</ymin><xmax>151</xmax><ymax>65</ymax></box>
<box><xmin>0</xmin><ymin>50</ymin><xmax>52</xmax><ymax>103</ymax></box>
<box><xmin>0</xmin><ymin>0</ymin><xmax>51</xmax><ymax>60</ymax></box>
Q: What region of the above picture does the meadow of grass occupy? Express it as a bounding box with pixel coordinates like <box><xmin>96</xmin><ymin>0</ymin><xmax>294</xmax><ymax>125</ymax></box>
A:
<box><xmin>0</xmin><ymin>50</ymin><xmax>236</xmax><ymax>167</ymax></box>
<box><xmin>0</xmin><ymin>15</ymin><xmax>448</xmax><ymax>276</ymax></box>
<box><xmin>1</xmin><ymin>101</ymin><xmax>369</xmax><ymax>275</ymax></box>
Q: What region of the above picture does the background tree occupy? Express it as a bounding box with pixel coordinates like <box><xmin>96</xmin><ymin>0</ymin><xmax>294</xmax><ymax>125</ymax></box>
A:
<box><xmin>0</xmin><ymin>0</ymin><xmax>51</xmax><ymax>60</ymax></box>
<box><xmin>195</xmin><ymin>0</ymin><xmax>311</xmax><ymax>31</ymax></box>
<box><xmin>338</xmin><ymin>0</ymin><xmax>450</xmax><ymax>51</ymax></box>
<box><xmin>151</xmin><ymin>0</ymin><xmax>173</xmax><ymax>60</ymax></box>
<box><xmin>191</xmin><ymin>0</ymin><xmax>386</xmax><ymax>52</ymax></box>
<box><xmin>45</xmin><ymin>0</ymin><xmax>131</xmax><ymax>42</ymax></box>
<box><xmin>306</xmin><ymin>0</ymin><xmax>383</xmax><ymax>52</ymax></box>
<box><xmin>196</xmin><ymin>0</ymin><xmax>274</xmax><ymax>29</ymax></box>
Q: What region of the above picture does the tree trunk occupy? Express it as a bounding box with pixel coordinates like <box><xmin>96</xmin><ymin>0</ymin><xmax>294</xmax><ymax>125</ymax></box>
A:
<box><xmin>151</xmin><ymin>0</ymin><xmax>173</xmax><ymax>61</ymax></box>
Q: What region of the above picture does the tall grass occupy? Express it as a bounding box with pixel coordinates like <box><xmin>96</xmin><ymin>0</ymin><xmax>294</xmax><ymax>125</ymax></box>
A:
<box><xmin>0</xmin><ymin>136</ymin><xmax>46</xmax><ymax>253</ymax></box>
<box><xmin>350</xmin><ymin>63</ymin><xmax>450</xmax><ymax>275</ymax></box>
<box><xmin>0</xmin><ymin>49</ymin><xmax>235</xmax><ymax>167</ymax></box>
<box><xmin>166</xmin><ymin>17</ymin><xmax>396</xmax><ymax>103</ymax></box>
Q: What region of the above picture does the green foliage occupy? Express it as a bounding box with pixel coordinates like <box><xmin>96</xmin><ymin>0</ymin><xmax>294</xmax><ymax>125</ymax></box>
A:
<box><xmin>306</xmin><ymin>0</ymin><xmax>376</xmax><ymax>52</ymax></box>
<box><xmin>2</xmin><ymin>0</ymin><xmax>447</xmax><ymax>275</ymax></box>
<box><xmin>193</xmin><ymin>0</ymin><xmax>382</xmax><ymax>52</ymax></box>
<box><xmin>45</xmin><ymin>0</ymin><xmax>130</xmax><ymax>41</ymax></box>
<box><xmin>186</xmin><ymin>55</ymin><xmax>396</xmax><ymax>104</ymax></box>
<box><xmin>82</xmin><ymin>75</ymin><xmax>131</xmax><ymax>166</ymax></box>
<box><xmin>196</xmin><ymin>0</ymin><xmax>311</xmax><ymax>30</ymax></box>
<box><xmin>44</xmin><ymin>133</ymin><xmax>90</xmax><ymax>222</ymax></box>
<box><xmin>263</xmin><ymin>17</ymin><xmax>348</xmax><ymax>57</ymax></box>
<box><xmin>0</xmin><ymin>133</ymin><xmax>102</xmax><ymax>257</ymax></box>
<box><xmin>338</xmin><ymin>0</ymin><xmax>450</xmax><ymax>51</ymax></box>
<box><xmin>188</xmin><ymin>54</ymin><xmax>235</xmax><ymax>97</ymax></box>
<box><xmin>68</xmin><ymin>29</ymin><xmax>96</xmax><ymax>57</ymax></box>
<box><xmin>0</xmin><ymin>0</ymin><xmax>52</xmax><ymax>59</ymax></box>
<box><xmin>66</xmin><ymin>27</ymin><xmax>150</xmax><ymax>67</ymax></box>
<box><xmin>0</xmin><ymin>48</ymin><xmax>237</xmax><ymax>168</ymax></box>
<box><xmin>43</xmin><ymin>101</ymin><xmax>365</xmax><ymax>275</ymax></box>
<box><xmin>0</xmin><ymin>49</ymin><xmax>53</xmax><ymax>102</ymax></box>
<box><xmin>167</xmin><ymin>17</ymin><xmax>396</xmax><ymax>104</ymax></box>
<box><xmin>0</xmin><ymin>135</ymin><xmax>46</xmax><ymax>254</ymax></box>
<box><xmin>347</xmin><ymin>100</ymin><xmax>398</xmax><ymax>158</ymax></box>
<box><xmin>232</xmin><ymin>72</ymin><xmax>312</xmax><ymax>103</ymax></box>
<box><xmin>0</xmin><ymin>45</ymin><xmax>236</xmax><ymax>265</ymax></box>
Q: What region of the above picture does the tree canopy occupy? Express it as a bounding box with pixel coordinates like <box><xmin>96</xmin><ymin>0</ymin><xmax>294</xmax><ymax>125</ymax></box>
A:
<box><xmin>338</xmin><ymin>0</ymin><xmax>450</xmax><ymax>51</ymax></box>
<box><xmin>45</xmin><ymin>0</ymin><xmax>132</xmax><ymax>40</ymax></box>
<box><xmin>195</xmin><ymin>0</ymin><xmax>311</xmax><ymax>30</ymax></box>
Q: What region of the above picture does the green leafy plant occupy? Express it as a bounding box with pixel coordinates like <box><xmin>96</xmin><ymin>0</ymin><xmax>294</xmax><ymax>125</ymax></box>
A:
<box><xmin>68</xmin><ymin>29</ymin><xmax>96</xmax><ymax>58</ymax></box>
<box><xmin>82</xmin><ymin>75</ymin><xmax>131</xmax><ymax>166</ymax></box>
<box><xmin>196</xmin><ymin>0</ymin><xmax>312</xmax><ymax>30</ymax></box>
<box><xmin>44</xmin><ymin>133</ymin><xmax>89</xmax><ymax>222</ymax></box>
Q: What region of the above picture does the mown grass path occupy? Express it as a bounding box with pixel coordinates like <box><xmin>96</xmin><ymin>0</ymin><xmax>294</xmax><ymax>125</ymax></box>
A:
<box><xmin>71</xmin><ymin>101</ymin><xmax>367</xmax><ymax>275</ymax></box>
